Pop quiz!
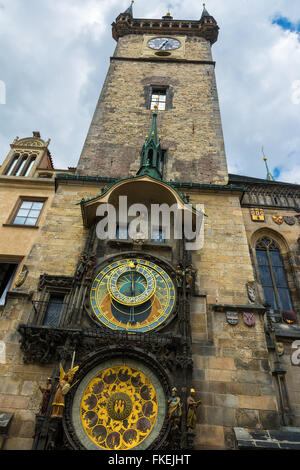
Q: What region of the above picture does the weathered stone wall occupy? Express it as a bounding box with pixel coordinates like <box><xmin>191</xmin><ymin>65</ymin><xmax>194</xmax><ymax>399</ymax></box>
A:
<box><xmin>76</xmin><ymin>34</ymin><xmax>228</xmax><ymax>185</ymax></box>
<box><xmin>0</xmin><ymin>294</ymin><xmax>53</xmax><ymax>450</ymax></box>
<box><xmin>279</xmin><ymin>340</ymin><xmax>300</xmax><ymax>426</ymax></box>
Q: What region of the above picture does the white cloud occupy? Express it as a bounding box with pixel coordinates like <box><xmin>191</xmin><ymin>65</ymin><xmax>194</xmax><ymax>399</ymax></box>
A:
<box><xmin>0</xmin><ymin>0</ymin><xmax>299</xmax><ymax>183</ymax></box>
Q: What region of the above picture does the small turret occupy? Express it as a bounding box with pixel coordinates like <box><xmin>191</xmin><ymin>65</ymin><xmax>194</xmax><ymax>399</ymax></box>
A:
<box><xmin>200</xmin><ymin>3</ymin><xmax>211</xmax><ymax>19</ymax></box>
<box><xmin>137</xmin><ymin>106</ymin><xmax>163</xmax><ymax>180</ymax></box>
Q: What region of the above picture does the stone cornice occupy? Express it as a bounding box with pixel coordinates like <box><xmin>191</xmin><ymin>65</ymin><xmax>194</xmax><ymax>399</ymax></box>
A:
<box><xmin>111</xmin><ymin>16</ymin><xmax>219</xmax><ymax>44</ymax></box>
<box><xmin>0</xmin><ymin>175</ymin><xmax>55</xmax><ymax>189</ymax></box>
<box><xmin>111</xmin><ymin>56</ymin><xmax>216</xmax><ymax>66</ymax></box>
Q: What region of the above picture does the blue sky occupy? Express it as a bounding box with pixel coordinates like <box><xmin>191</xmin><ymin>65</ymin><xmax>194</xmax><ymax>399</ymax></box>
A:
<box><xmin>0</xmin><ymin>0</ymin><xmax>300</xmax><ymax>183</ymax></box>
<box><xmin>272</xmin><ymin>15</ymin><xmax>300</xmax><ymax>34</ymax></box>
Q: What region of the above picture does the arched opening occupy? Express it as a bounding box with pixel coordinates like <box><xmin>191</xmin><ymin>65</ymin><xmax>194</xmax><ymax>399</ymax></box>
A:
<box><xmin>255</xmin><ymin>236</ymin><xmax>293</xmax><ymax>311</ymax></box>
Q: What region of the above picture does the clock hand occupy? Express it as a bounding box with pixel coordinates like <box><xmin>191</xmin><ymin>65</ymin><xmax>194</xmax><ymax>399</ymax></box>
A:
<box><xmin>159</xmin><ymin>39</ymin><xmax>168</xmax><ymax>50</ymax></box>
<box><xmin>130</xmin><ymin>265</ymin><xmax>136</xmax><ymax>324</ymax></box>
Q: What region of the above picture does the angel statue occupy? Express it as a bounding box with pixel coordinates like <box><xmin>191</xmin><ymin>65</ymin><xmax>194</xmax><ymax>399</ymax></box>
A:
<box><xmin>51</xmin><ymin>363</ymin><xmax>79</xmax><ymax>418</ymax></box>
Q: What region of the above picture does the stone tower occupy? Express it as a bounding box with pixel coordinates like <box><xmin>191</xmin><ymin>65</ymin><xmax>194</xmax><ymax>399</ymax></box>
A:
<box><xmin>4</xmin><ymin>3</ymin><xmax>300</xmax><ymax>453</ymax></box>
<box><xmin>76</xmin><ymin>4</ymin><xmax>228</xmax><ymax>185</ymax></box>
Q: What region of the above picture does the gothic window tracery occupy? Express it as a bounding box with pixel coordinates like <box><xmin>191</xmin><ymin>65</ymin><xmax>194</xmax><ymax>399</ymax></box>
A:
<box><xmin>256</xmin><ymin>237</ymin><xmax>293</xmax><ymax>311</ymax></box>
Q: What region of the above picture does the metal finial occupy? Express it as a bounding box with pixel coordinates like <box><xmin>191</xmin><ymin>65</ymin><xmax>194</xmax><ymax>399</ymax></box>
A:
<box><xmin>262</xmin><ymin>146</ymin><xmax>274</xmax><ymax>181</ymax></box>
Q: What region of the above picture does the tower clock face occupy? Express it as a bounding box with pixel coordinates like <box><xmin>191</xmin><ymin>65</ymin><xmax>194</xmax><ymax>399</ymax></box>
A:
<box><xmin>147</xmin><ymin>37</ymin><xmax>181</xmax><ymax>51</ymax></box>
<box><xmin>90</xmin><ymin>258</ymin><xmax>176</xmax><ymax>332</ymax></box>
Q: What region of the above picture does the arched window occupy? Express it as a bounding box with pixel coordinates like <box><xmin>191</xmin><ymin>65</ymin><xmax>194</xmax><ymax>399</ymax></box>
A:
<box><xmin>256</xmin><ymin>237</ymin><xmax>293</xmax><ymax>311</ymax></box>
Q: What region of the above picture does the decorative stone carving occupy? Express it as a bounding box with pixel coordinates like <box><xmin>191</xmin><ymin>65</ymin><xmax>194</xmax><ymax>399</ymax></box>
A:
<box><xmin>14</xmin><ymin>265</ymin><xmax>28</xmax><ymax>288</ymax></box>
<box><xmin>246</xmin><ymin>282</ymin><xmax>256</xmax><ymax>303</ymax></box>
<box><xmin>39</xmin><ymin>378</ymin><xmax>52</xmax><ymax>415</ymax></box>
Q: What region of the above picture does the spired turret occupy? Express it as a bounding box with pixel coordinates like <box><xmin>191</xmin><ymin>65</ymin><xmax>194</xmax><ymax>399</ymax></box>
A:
<box><xmin>136</xmin><ymin>106</ymin><xmax>163</xmax><ymax>180</ymax></box>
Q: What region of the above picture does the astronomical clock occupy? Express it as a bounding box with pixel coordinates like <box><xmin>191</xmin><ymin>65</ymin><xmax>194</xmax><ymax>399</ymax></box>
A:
<box><xmin>89</xmin><ymin>258</ymin><xmax>176</xmax><ymax>333</ymax></box>
<box><xmin>56</xmin><ymin>251</ymin><xmax>185</xmax><ymax>451</ymax></box>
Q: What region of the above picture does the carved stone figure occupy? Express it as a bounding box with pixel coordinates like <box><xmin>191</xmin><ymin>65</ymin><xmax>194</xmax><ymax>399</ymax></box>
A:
<box><xmin>39</xmin><ymin>378</ymin><xmax>52</xmax><ymax>415</ymax></box>
<box><xmin>51</xmin><ymin>364</ymin><xmax>79</xmax><ymax>418</ymax></box>
<box><xmin>75</xmin><ymin>254</ymin><xmax>88</xmax><ymax>281</ymax></box>
<box><xmin>168</xmin><ymin>387</ymin><xmax>182</xmax><ymax>429</ymax></box>
<box><xmin>185</xmin><ymin>265</ymin><xmax>196</xmax><ymax>291</ymax></box>
<box><xmin>85</xmin><ymin>256</ymin><xmax>96</xmax><ymax>280</ymax></box>
<box><xmin>176</xmin><ymin>264</ymin><xmax>184</xmax><ymax>287</ymax></box>
<box><xmin>14</xmin><ymin>265</ymin><xmax>29</xmax><ymax>288</ymax></box>
<box><xmin>186</xmin><ymin>388</ymin><xmax>201</xmax><ymax>430</ymax></box>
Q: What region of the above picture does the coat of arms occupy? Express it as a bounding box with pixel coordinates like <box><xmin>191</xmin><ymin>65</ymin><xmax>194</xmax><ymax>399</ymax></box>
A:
<box><xmin>226</xmin><ymin>311</ymin><xmax>239</xmax><ymax>325</ymax></box>
<box><xmin>272</xmin><ymin>216</ymin><xmax>283</xmax><ymax>225</ymax></box>
<box><xmin>276</xmin><ymin>343</ymin><xmax>285</xmax><ymax>356</ymax></box>
<box><xmin>282</xmin><ymin>310</ymin><xmax>296</xmax><ymax>324</ymax></box>
<box><xmin>246</xmin><ymin>283</ymin><xmax>256</xmax><ymax>303</ymax></box>
<box><xmin>283</xmin><ymin>216</ymin><xmax>295</xmax><ymax>226</ymax></box>
<box><xmin>243</xmin><ymin>312</ymin><xmax>255</xmax><ymax>327</ymax></box>
<box><xmin>250</xmin><ymin>208</ymin><xmax>265</xmax><ymax>222</ymax></box>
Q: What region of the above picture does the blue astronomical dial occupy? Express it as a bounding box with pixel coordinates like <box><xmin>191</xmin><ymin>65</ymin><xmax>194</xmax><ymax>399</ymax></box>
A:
<box><xmin>90</xmin><ymin>258</ymin><xmax>176</xmax><ymax>333</ymax></box>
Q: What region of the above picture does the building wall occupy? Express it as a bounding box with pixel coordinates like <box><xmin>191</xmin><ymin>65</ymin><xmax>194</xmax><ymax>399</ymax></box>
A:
<box><xmin>0</xmin><ymin>178</ymin><xmax>54</xmax><ymax>261</ymax></box>
<box><xmin>0</xmin><ymin>182</ymin><xmax>275</xmax><ymax>450</ymax></box>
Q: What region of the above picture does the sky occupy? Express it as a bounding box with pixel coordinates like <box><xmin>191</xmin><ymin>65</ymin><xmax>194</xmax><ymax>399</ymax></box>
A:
<box><xmin>0</xmin><ymin>0</ymin><xmax>299</xmax><ymax>183</ymax></box>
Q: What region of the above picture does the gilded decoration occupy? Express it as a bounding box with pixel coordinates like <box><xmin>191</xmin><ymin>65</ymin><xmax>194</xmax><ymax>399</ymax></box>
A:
<box><xmin>80</xmin><ymin>365</ymin><xmax>158</xmax><ymax>450</ymax></box>
<box><xmin>90</xmin><ymin>258</ymin><xmax>175</xmax><ymax>332</ymax></box>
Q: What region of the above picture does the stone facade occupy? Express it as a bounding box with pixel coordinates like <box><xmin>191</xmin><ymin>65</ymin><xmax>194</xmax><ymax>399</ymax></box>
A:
<box><xmin>0</xmin><ymin>6</ymin><xmax>299</xmax><ymax>451</ymax></box>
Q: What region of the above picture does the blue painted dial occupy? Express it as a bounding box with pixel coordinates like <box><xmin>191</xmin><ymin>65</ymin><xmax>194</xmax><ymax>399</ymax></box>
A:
<box><xmin>90</xmin><ymin>258</ymin><xmax>176</xmax><ymax>332</ymax></box>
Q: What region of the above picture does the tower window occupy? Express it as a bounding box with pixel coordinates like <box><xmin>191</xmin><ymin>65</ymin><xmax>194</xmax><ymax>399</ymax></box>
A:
<box><xmin>144</xmin><ymin>85</ymin><xmax>173</xmax><ymax>111</ymax></box>
<box><xmin>12</xmin><ymin>199</ymin><xmax>44</xmax><ymax>226</ymax></box>
<box><xmin>150</xmin><ymin>89</ymin><xmax>166</xmax><ymax>110</ymax></box>
<box><xmin>256</xmin><ymin>237</ymin><xmax>293</xmax><ymax>311</ymax></box>
<box><xmin>43</xmin><ymin>294</ymin><xmax>65</xmax><ymax>327</ymax></box>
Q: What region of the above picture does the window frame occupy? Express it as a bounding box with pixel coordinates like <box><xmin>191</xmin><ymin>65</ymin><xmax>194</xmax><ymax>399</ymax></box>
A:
<box><xmin>255</xmin><ymin>237</ymin><xmax>293</xmax><ymax>311</ymax></box>
<box><xmin>150</xmin><ymin>88</ymin><xmax>167</xmax><ymax>111</ymax></box>
<box><xmin>144</xmin><ymin>85</ymin><xmax>174</xmax><ymax>111</ymax></box>
<box><xmin>5</xmin><ymin>196</ymin><xmax>47</xmax><ymax>228</ymax></box>
<box><xmin>42</xmin><ymin>293</ymin><xmax>66</xmax><ymax>327</ymax></box>
<box><xmin>0</xmin><ymin>260</ymin><xmax>20</xmax><ymax>306</ymax></box>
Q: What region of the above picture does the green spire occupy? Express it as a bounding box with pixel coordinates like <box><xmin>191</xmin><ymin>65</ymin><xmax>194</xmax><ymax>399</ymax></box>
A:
<box><xmin>123</xmin><ymin>0</ymin><xmax>134</xmax><ymax>17</ymax></box>
<box><xmin>201</xmin><ymin>3</ymin><xmax>211</xmax><ymax>19</ymax></box>
<box><xmin>262</xmin><ymin>147</ymin><xmax>275</xmax><ymax>181</ymax></box>
<box><xmin>137</xmin><ymin>106</ymin><xmax>163</xmax><ymax>180</ymax></box>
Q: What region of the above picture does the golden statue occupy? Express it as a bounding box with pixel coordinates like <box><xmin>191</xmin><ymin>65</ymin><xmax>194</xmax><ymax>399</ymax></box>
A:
<box><xmin>51</xmin><ymin>363</ymin><xmax>79</xmax><ymax>418</ymax></box>
<box><xmin>186</xmin><ymin>388</ymin><xmax>201</xmax><ymax>430</ymax></box>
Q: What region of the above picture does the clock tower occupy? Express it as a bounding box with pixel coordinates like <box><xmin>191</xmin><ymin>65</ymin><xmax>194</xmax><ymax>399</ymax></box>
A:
<box><xmin>16</xmin><ymin>3</ymin><xmax>277</xmax><ymax>453</ymax></box>
<box><xmin>76</xmin><ymin>3</ymin><xmax>227</xmax><ymax>185</ymax></box>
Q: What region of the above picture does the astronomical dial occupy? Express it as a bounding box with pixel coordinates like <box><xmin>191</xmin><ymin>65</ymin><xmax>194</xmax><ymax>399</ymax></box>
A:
<box><xmin>147</xmin><ymin>37</ymin><xmax>181</xmax><ymax>51</ymax></box>
<box><xmin>90</xmin><ymin>258</ymin><xmax>176</xmax><ymax>332</ymax></box>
